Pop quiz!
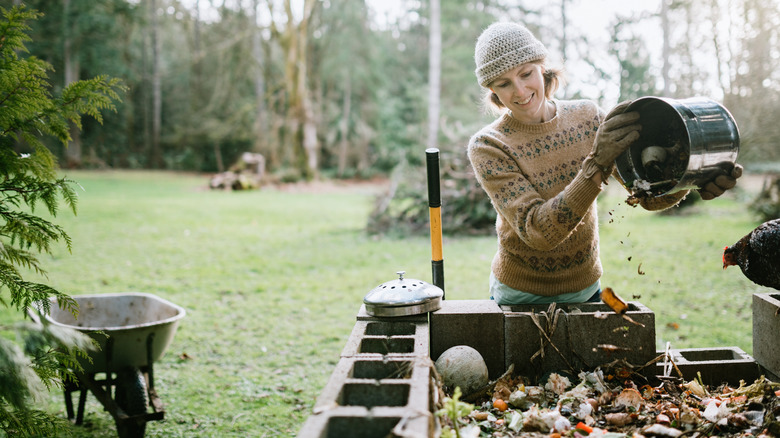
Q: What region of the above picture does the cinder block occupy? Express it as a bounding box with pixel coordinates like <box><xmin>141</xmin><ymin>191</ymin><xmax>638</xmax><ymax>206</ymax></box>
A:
<box><xmin>430</xmin><ymin>300</ymin><xmax>505</xmax><ymax>379</ymax></box>
<box><xmin>655</xmin><ymin>347</ymin><xmax>760</xmax><ymax>386</ymax></box>
<box><xmin>299</xmin><ymin>356</ymin><xmax>434</xmax><ymax>438</ymax></box>
<box><xmin>297</xmin><ymin>407</ymin><xmax>432</xmax><ymax>438</ymax></box>
<box><xmin>503</xmin><ymin>302</ymin><xmax>655</xmax><ymax>382</ymax></box>
<box><xmin>753</xmin><ymin>293</ymin><xmax>780</xmax><ymax>379</ymax></box>
<box><xmin>313</xmin><ymin>357</ymin><xmax>432</xmax><ymax>413</ymax></box>
<box><xmin>341</xmin><ymin>320</ymin><xmax>429</xmax><ymax>358</ymax></box>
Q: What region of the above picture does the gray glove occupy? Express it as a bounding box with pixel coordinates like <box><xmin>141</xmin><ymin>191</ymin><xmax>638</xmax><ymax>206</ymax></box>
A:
<box><xmin>698</xmin><ymin>163</ymin><xmax>743</xmax><ymax>200</ymax></box>
<box><xmin>583</xmin><ymin>100</ymin><xmax>642</xmax><ymax>180</ymax></box>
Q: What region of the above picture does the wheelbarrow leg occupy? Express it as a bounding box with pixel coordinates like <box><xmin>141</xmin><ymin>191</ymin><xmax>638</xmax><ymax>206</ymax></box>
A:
<box><xmin>63</xmin><ymin>378</ymin><xmax>88</xmax><ymax>425</ymax></box>
<box><xmin>76</xmin><ymin>386</ymin><xmax>88</xmax><ymax>425</ymax></box>
<box><xmin>64</xmin><ymin>385</ymin><xmax>74</xmax><ymax>421</ymax></box>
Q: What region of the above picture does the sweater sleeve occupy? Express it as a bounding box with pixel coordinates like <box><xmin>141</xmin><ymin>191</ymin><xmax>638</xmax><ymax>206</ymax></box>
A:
<box><xmin>468</xmin><ymin>134</ymin><xmax>603</xmax><ymax>251</ymax></box>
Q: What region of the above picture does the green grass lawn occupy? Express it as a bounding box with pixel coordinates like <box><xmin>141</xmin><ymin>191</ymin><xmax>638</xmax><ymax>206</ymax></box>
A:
<box><xmin>0</xmin><ymin>170</ymin><xmax>771</xmax><ymax>437</ymax></box>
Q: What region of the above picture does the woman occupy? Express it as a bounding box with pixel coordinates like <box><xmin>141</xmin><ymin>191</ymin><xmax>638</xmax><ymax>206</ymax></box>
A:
<box><xmin>467</xmin><ymin>22</ymin><xmax>741</xmax><ymax>305</ymax></box>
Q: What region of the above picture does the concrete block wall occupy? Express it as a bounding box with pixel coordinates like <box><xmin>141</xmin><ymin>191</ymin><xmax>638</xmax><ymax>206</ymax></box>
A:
<box><xmin>297</xmin><ymin>305</ymin><xmax>435</xmax><ymax>438</ymax></box>
<box><xmin>301</xmin><ymin>294</ymin><xmax>777</xmax><ymax>437</ymax></box>
<box><xmin>502</xmin><ymin>302</ymin><xmax>656</xmax><ymax>381</ymax></box>
<box><xmin>655</xmin><ymin>346</ymin><xmax>760</xmax><ymax>386</ymax></box>
<box><xmin>753</xmin><ymin>293</ymin><xmax>780</xmax><ymax>380</ymax></box>
<box><xmin>429</xmin><ymin>300</ymin><xmax>504</xmax><ymax>379</ymax></box>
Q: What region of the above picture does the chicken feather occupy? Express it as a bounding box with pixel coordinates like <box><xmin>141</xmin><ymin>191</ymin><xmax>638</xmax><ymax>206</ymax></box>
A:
<box><xmin>723</xmin><ymin>218</ymin><xmax>780</xmax><ymax>290</ymax></box>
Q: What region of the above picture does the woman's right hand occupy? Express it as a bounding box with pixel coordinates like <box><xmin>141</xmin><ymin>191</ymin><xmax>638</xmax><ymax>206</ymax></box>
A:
<box><xmin>591</xmin><ymin>100</ymin><xmax>641</xmax><ymax>167</ymax></box>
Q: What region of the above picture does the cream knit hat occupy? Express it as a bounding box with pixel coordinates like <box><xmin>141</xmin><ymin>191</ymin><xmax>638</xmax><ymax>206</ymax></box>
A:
<box><xmin>475</xmin><ymin>22</ymin><xmax>548</xmax><ymax>88</ymax></box>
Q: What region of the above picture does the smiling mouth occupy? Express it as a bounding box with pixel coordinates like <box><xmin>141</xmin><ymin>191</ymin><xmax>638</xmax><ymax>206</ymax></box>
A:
<box><xmin>515</xmin><ymin>94</ymin><xmax>533</xmax><ymax>105</ymax></box>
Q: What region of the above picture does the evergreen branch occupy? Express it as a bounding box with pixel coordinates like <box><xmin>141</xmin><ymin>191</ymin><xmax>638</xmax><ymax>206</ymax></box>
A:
<box><xmin>0</xmin><ymin>337</ymin><xmax>43</xmax><ymax>409</ymax></box>
<box><xmin>0</xmin><ymin>173</ymin><xmax>80</xmax><ymax>218</ymax></box>
<box><xmin>0</xmin><ymin>208</ymin><xmax>71</xmax><ymax>256</ymax></box>
<box><xmin>0</xmin><ymin>6</ymin><xmax>40</xmax><ymax>59</ymax></box>
<box><xmin>0</xmin><ymin>264</ymin><xmax>70</xmax><ymax>314</ymax></box>
<box><xmin>56</xmin><ymin>75</ymin><xmax>126</xmax><ymax>131</ymax></box>
<box><xmin>0</xmin><ymin>402</ymin><xmax>66</xmax><ymax>436</ymax></box>
<box><xmin>18</xmin><ymin>321</ymin><xmax>96</xmax><ymax>388</ymax></box>
<box><xmin>0</xmin><ymin>241</ymin><xmax>43</xmax><ymax>276</ymax></box>
<box><xmin>0</xmin><ymin>57</ymin><xmax>53</xmax><ymax>133</ymax></box>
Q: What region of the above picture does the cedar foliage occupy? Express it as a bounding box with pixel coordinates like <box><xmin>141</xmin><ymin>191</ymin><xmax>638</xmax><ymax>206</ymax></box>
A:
<box><xmin>0</xmin><ymin>6</ymin><xmax>124</xmax><ymax>436</ymax></box>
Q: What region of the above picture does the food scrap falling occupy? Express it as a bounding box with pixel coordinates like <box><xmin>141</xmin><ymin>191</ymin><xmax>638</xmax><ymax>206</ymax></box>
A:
<box><xmin>436</xmin><ymin>369</ymin><xmax>780</xmax><ymax>438</ymax></box>
<box><xmin>601</xmin><ymin>287</ymin><xmax>628</xmax><ymax>315</ymax></box>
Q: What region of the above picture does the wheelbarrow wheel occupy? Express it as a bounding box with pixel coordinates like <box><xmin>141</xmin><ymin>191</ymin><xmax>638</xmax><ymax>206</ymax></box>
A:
<box><xmin>115</xmin><ymin>367</ymin><xmax>149</xmax><ymax>438</ymax></box>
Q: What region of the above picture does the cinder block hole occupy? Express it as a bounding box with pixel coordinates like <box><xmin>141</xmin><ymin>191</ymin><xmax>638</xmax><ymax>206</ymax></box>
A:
<box><xmin>365</xmin><ymin>321</ymin><xmax>416</xmax><ymax>336</ymax></box>
<box><xmin>351</xmin><ymin>360</ymin><xmax>414</xmax><ymax>380</ymax></box>
<box><xmin>504</xmin><ymin>302</ymin><xmax>641</xmax><ymax>313</ymax></box>
<box><xmin>359</xmin><ymin>337</ymin><xmax>415</xmax><ymax>354</ymax></box>
<box><xmin>678</xmin><ymin>348</ymin><xmax>744</xmax><ymax>362</ymax></box>
<box><xmin>323</xmin><ymin>416</ymin><xmax>400</xmax><ymax>438</ymax></box>
<box><xmin>337</xmin><ymin>383</ymin><xmax>410</xmax><ymax>408</ymax></box>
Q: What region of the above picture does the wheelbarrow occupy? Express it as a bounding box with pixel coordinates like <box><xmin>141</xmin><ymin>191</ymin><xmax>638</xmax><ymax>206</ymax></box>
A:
<box><xmin>29</xmin><ymin>292</ymin><xmax>186</xmax><ymax>438</ymax></box>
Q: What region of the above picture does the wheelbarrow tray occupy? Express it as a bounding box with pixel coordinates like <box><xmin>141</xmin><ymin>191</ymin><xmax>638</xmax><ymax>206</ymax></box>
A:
<box><xmin>38</xmin><ymin>292</ymin><xmax>186</xmax><ymax>374</ymax></box>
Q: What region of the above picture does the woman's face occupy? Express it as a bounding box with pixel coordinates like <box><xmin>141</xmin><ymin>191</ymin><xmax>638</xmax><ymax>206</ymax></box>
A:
<box><xmin>489</xmin><ymin>63</ymin><xmax>548</xmax><ymax>124</ymax></box>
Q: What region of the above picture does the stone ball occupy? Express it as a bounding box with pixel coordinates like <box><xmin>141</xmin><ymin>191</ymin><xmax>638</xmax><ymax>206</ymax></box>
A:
<box><xmin>434</xmin><ymin>345</ymin><xmax>489</xmax><ymax>396</ymax></box>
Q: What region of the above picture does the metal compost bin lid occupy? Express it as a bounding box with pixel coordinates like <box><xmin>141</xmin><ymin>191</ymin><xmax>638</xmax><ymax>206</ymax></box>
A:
<box><xmin>363</xmin><ymin>271</ymin><xmax>443</xmax><ymax>317</ymax></box>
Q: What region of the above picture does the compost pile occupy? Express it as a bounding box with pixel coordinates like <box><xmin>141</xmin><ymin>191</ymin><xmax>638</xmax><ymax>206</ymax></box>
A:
<box><xmin>436</xmin><ymin>366</ymin><xmax>780</xmax><ymax>438</ymax></box>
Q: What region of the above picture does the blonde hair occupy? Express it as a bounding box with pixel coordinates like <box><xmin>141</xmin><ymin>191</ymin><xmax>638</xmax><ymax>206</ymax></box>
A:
<box><xmin>481</xmin><ymin>62</ymin><xmax>565</xmax><ymax>115</ymax></box>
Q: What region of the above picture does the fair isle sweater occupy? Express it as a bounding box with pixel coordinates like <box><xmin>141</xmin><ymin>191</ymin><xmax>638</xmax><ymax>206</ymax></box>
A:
<box><xmin>467</xmin><ymin>99</ymin><xmax>684</xmax><ymax>296</ymax></box>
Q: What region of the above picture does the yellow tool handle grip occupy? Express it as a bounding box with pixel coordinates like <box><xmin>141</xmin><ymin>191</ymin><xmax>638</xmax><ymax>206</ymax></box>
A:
<box><xmin>429</xmin><ymin>206</ymin><xmax>443</xmax><ymax>261</ymax></box>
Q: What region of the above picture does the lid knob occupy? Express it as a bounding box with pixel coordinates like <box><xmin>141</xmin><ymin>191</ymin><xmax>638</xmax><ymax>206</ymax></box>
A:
<box><xmin>397</xmin><ymin>270</ymin><xmax>405</xmax><ymax>280</ymax></box>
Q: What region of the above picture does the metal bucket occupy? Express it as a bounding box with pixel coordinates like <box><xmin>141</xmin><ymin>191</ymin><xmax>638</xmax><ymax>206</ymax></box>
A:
<box><xmin>615</xmin><ymin>96</ymin><xmax>740</xmax><ymax>197</ymax></box>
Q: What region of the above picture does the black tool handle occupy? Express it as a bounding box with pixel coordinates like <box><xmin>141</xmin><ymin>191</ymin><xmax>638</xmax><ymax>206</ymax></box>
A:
<box><xmin>426</xmin><ymin>148</ymin><xmax>445</xmax><ymax>297</ymax></box>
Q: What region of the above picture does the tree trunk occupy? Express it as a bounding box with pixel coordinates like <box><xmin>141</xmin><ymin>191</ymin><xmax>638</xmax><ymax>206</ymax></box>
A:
<box><xmin>559</xmin><ymin>0</ymin><xmax>568</xmax><ymax>98</ymax></box>
<box><xmin>63</xmin><ymin>0</ymin><xmax>82</xmax><ymax>168</ymax></box>
<box><xmin>274</xmin><ymin>0</ymin><xmax>319</xmax><ymax>180</ymax></box>
<box><xmin>251</xmin><ymin>0</ymin><xmax>271</xmax><ymax>165</ymax></box>
<box><xmin>661</xmin><ymin>0</ymin><xmax>671</xmax><ymax>96</ymax></box>
<box><xmin>150</xmin><ymin>0</ymin><xmax>163</xmax><ymax>168</ymax></box>
<box><xmin>709</xmin><ymin>0</ymin><xmax>728</xmax><ymax>97</ymax></box>
<box><xmin>298</xmin><ymin>0</ymin><xmax>319</xmax><ymax>180</ymax></box>
<box><xmin>426</xmin><ymin>0</ymin><xmax>441</xmax><ymax>151</ymax></box>
<box><xmin>337</xmin><ymin>70</ymin><xmax>351</xmax><ymax>177</ymax></box>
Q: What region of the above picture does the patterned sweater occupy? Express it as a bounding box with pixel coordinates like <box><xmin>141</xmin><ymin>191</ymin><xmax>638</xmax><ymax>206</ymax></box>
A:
<box><xmin>467</xmin><ymin>99</ymin><xmax>684</xmax><ymax>296</ymax></box>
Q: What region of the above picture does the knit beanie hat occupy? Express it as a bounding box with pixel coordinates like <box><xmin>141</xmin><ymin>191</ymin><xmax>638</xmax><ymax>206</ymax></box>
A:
<box><xmin>474</xmin><ymin>22</ymin><xmax>548</xmax><ymax>88</ymax></box>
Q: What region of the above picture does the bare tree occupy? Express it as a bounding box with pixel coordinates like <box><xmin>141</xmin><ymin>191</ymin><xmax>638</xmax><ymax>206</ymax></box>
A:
<box><xmin>267</xmin><ymin>0</ymin><xmax>320</xmax><ymax>180</ymax></box>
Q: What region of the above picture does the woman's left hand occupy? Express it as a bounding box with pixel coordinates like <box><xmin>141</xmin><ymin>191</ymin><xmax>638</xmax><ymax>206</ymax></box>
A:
<box><xmin>698</xmin><ymin>164</ymin><xmax>743</xmax><ymax>200</ymax></box>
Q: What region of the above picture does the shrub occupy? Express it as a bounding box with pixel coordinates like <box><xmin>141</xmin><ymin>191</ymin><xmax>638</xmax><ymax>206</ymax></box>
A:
<box><xmin>367</xmin><ymin>150</ymin><xmax>496</xmax><ymax>236</ymax></box>
<box><xmin>749</xmin><ymin>173</ymin><xmax>780</xmax><ymax>222</ymax></box>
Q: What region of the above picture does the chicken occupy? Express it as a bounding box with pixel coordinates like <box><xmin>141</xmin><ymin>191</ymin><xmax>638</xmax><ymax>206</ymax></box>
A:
<box><xmin>723</xmin><ymin>218</ymin><xmax>780</xmax><ymax>290</ymax></box>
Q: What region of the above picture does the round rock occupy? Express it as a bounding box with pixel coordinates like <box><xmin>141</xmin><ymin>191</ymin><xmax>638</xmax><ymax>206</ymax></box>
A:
<box><xmin>434</xmin><ymin>345</ymin><xmax>489</xmax><ymax>396</ymax></box>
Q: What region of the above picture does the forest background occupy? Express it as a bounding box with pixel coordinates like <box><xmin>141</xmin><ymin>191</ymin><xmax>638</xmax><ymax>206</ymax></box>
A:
<box><xmin>5</xmin><ymin>0</ymin><xmax>780</xmax><ymax>184</ymax></box>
